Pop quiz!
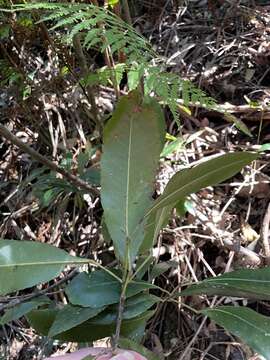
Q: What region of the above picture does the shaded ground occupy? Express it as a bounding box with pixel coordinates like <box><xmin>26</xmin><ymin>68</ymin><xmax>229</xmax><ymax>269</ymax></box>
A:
<box><xmin>0</xmin><ymin>0</ymin><xmax>270</xmax><ymax>359</ymax></box>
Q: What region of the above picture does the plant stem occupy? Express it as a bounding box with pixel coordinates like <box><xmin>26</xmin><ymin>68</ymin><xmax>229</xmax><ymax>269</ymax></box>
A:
<box><xmin>113</xmin><ymin>273</ymin><xmax>129</xmax><ymax>349</ymax></box>
<box><xmin>73</xmin><ymin>34</ymin><xmax>100</xmax><ymax>130</ymax></box>
<box><xmin>0</xmin><ymin>124</ymin><xmax>99</xmax><ymax>196</ymax></box>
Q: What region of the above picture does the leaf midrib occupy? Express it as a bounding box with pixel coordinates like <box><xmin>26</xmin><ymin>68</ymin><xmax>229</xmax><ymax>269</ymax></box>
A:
<box><xmin>125</xmin><ymin>116</ymin><xmax>133</xmax><ymax>240</ymax></box>
<box><xmin>204</xmin><ymin>278</ymin><xmax>270</xmax><ymax>284</ymax></box>
<box><xmin>0</xmin><ymin>259</ymin><xmax>89</xmax><ymax>267</ymax></box>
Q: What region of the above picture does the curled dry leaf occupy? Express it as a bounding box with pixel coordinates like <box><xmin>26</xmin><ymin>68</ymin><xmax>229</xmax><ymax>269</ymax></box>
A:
<box><xmin>45</xmin><ymin>347</ymin><xmax>147</xmax><ymax>360</ymax></box>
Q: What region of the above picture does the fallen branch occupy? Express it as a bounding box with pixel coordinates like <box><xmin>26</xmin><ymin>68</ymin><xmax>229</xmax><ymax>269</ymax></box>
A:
<box><xmin>0</xmin><ymin>124</ymin><xmax>99</xmax><ymax>196</ymax></box>
<box><xmin>177</xmin><ymin>99</ymin><xmax>270</xmax><ymax>121</ymax></box>
<box><xmin>0</xmin><ymin>269</ymin><xmax>78</xmax><ymax>312</ymax></box>
<box><xmin>261</xmin><ymin>201</ymin><xmax>270</xmax><ymax>260</ymax></box>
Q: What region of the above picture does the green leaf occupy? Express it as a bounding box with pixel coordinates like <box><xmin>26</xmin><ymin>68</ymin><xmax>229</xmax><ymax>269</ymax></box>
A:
<box><xmin>118</xmin><ymin>337</ymin><xmax>160</xmax><ymax>360</ymax></box>
<box><xmin>101</xmin><ymin>90</ymin><xmax>165</xmax><ymax>265</ymax></box>
<box><xmin>175</xmin><ymin>199</ymin><xmax>188</xmax><ymax>216</ymax></box>
<box><xmin>224</xmin><ymin>113</ymin><xmax>252</xmax><ymax>137</ymax></box>
<box><xmin>61</xmin><ymin>152</ymin><xmax>73</xmax><ymax>171</ymax></box>
<box><xmin>259</xmin><ymin>143</ymin><xmax>270</xmax><ymax>152</ymax></box>
<box><xmin>116</xmin><ymin>293</ymin><xmax>159</xmax><ymax>320</ymax></box>
<box><xmin>0</xmin><ymin>297</ymin><xmax>50</xmax><ymax>325</ymax></box>
<box><xmin>66</xmin><ymin>270</ymin><xmax>157</xmax><ymax>307</ymax></box>
<box><xmin>145</xmin><ymin>152</ymin><xmax>257</xmax><ymax>217</ymax></box>
<box><xmin>0</xmin><ymin>24</ymin><xmax>10</xmax><ymax>39</ymax></box>
<box><xmin>202</xmin><ymin>306</ymin><xmax>270</xmax><ymax>359</ymax></box>
<box><xmin>27</xmin><ymin>308</ymin><xmax>154</xmax><ymax>342</ymax></box>
<box><xmin>127</xmin><ymin>64</ymin><xmax>142</xmax><ymax>91</ymax></box>
<box><xmin>88</xmin><ymin>295</ymin><xmax>157</xmax><ymax>329</ymax></box>
<box><xmin>81</xmin><ymin>168</ymin><xmax>101</xmax><ymax>186</ymax></box>
<box><xmin>108</xmin><ymin>0</ymin><xmax>119</xmax><ymax>6</ymax></box>
<box><xmin>48</xmin><ymin>304</ymin><xmax>106</xmax><ymax>337</ymax></box>
<box><xmin>141</xmin><ymin>153</ymin><xmax>257</xmax><ymax>252</ymax></box>
<box><xmin>78</xmin><ymin>294</ymin><xmax>158</xmax><ymax>325</ymax></box>
<box><xmin>140</xmin><ymin>205</ymin><xmax>171</xmax><ymax>253</ymax></box>
<box><xmin>66</xmin><ymin>271</ymin><xmax>120</xmax><ymax>308</ymax></box>
<box><xmin>181</xmin><ymin>267</ymin><xmax>270</xmax><ymax>300</ymax></box>
<box><xmin>160</xmin><ymin>138</ymin><xmax>184</xmax><ymax>158</ymax></box>
<box><xmin>0</xmin><ymin>240</ymin><xmax>88</xmax><ymax>295</ymax></box>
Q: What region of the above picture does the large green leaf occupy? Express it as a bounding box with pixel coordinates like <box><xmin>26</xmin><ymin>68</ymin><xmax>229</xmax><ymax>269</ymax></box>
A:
<box><xmin>181</xmin><ymin>267</ymin><xmax>270</xmax><ymax>300</ymax></box>
<box><xmin>0</xmin><ymin>240</ymin><xmax>87</xmax><ymax>295</ymax></box>
<box><xmin>145</xmin><ymin>152</ymin><xmax>257</xmax><ymax>217</ymax></box>
<box><xmin>140</xmin><ymin>152</ymin><xmax>257</xmax><ymax>253</ymax></box>
<box><xmin>101</xmin><ymin>90</ymin><xmax>165</xmax><ymax>265</ymax></box>
<box><xmin>48</xmin><ymin>304</ymin><xmax>106</xmax><ymax>337</ymax></box>
<box><xmin>27</xmin><ymin>308</ymin><xmax>154</xmax><ymax>342</ymax></box>
<box><xmin>0</xmin><ymin>296</ymin><xmax>51</xmax><ymax>325</ymax></box>
<box><xmin>66</xmin><ymin>270</ymin><xmax>158</xmax><ymax>307</ymax></box>
<box><xmin>202</xmin><ymin>306</ymin><xmax>270</xmax><ymax>359</ymax></box>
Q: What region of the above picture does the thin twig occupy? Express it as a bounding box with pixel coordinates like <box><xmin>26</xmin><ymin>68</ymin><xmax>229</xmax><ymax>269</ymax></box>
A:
<box><xmin>179</xmin><ymin>297</ymin><xmax>217</xmax><ymax>360</ymax></box>
<box><xmin>0</xmin><ymin>269</ymin><xmax>78</xmax><ymax>312</ymax></box>
<box><xmin>73</xmin><ymin>34</ymin><xmax>100</xmax><ymax>129</ymax></box>
<box><xmin>0</xmin><ymin>124</ymin><xmax>99</xmax><ymax>196</ymax></box>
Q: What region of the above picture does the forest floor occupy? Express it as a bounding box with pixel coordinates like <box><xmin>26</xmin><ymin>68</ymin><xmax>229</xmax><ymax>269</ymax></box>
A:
<box><xmin>1</xmin><ymin>0</ymin><xmax>270</xmax><ymax>359</ymax></box>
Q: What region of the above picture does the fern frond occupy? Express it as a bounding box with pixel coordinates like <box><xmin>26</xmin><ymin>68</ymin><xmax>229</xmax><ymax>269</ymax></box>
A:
<box><xmin>50</xmin><ymin>12</ymin><xmax>87</xmax><ymax>30</ymax></box>
<box><xmin>83</xmin><ymin>28</ymin><xmax>102</xmax><ymax>49</ymax></box>
<box><xmin>13</xmin><ymin>2</ymin><xmax>155</xmax><ymax>63</ymax></box>
<box><xmin>12</xmin><ymin>1</ymin><xmax>216</xmax><ymax>124</ymax></box>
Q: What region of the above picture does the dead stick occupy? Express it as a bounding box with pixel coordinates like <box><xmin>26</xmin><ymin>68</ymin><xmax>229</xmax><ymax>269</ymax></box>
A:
<box><xmin>261</xmin><ymin>201</ymin><xmax>270</xmax><ymax>259</ymax></box>
<box><xmin>0</xmin><ymin>124</ymin><xmax>99</xmax><ymax>196</ymax></box>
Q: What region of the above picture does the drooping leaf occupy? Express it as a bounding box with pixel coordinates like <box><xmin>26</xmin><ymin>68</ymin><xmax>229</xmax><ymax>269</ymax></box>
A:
<box><xmin>48</xmin><ymin>304</ymin><xmax>106</xmax><ymax>337</ymax></box>
<box><xmin>118</xmin><ymin>338</ymin><xmax>159</xmax><ymax>360</ymax></box>
<box><xmin>0</xmin><ymin>296</ymin><xmax>51</xmax><ymax>325</ymax></box>
<box><xmin>101</xmin><ymin>90</ymin><xmax>165</xmax><ymax>265</ymax></box>
<box><xmin>0</xmin><ymin>240</ymin><xmax>88</xmax><ymax>295</ymax></box>
<box><xmin>145</xmin><ymin>152</ymin><xmax>257</xmax><ymax>218</ymax></box>
<box><xmin>202</xmin><ymin>306</ymin><xmax>270</xmax><ymax>359</ymax></box>
<box><xmin>181</xmin><ymin>267</ymin><xmax>270</xmax><ymax>300</ymax></box>
<box><xmin>66</xmin><ymin>270</ymin><xmax>158</xmax><ymax>307</ymax></box>
<box><xmin>27</xmin><ymin>308</ymin><xmax>154</xmax><ymax>342</ymax></box>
